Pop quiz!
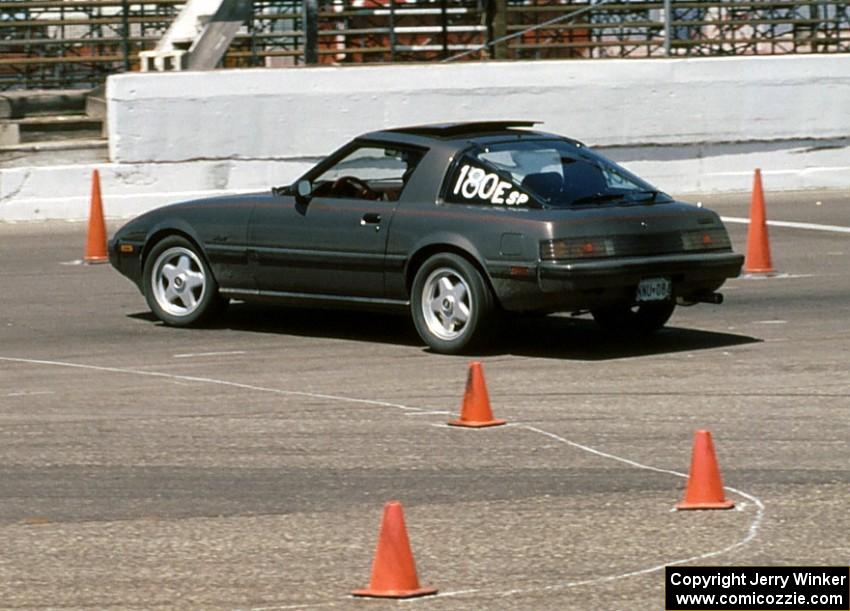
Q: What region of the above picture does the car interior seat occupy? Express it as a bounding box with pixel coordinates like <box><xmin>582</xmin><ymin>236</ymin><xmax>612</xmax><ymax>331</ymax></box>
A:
<box><xmin>520</xmin><ymin>172</ymin><xmax>564</xmax><ymax>201</ymax></box>
<box><xmin>562</xmin><ymin>160</ymin><xmax>608</xmax><ymax>200</ymax></box>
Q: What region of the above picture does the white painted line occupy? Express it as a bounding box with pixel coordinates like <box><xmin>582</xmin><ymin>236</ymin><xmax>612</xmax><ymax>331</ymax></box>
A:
<box><xmin>404</xmin><ymin>410</ymin><xmax>451</xmax><ymax>416</ymax></box>
<box><xmin>753</xmin><ymin>320</ymin><xmax>788</xmax><ymax>325</ymax></box>
<box><xmin>477</xmin><ymin>426</ymin><xmax>766</xmax><ymax>599</ymax></box>
<box><xmin>239</xmin><ymin>603</ymin><xmax>339</xmax><ymax>611</ymax></box>
<box><xmin>4</xmin><ymin>390</ymin><xmax>55</xmax><ymax>397</ymax></box>
<box><xmin>412</xmin><ymin>428</ymin><xmax>765</xmax><ymax>603</ymax></box>
<box><xmin>173</xmin><ymin>350</ymin><xmax>246</xmax><ymax>359</ymax></box>
<box><xmin>0</xmin><ymin>356</ymin><xmax>425</xmax><ymax>412</ymax></box>
<box><xmin>524</xmin><ymin>426</ymin><xmax>689</xmax><ymax>479</ymax></box>
<box><xmin>722</xmin><ymin>216</ymin><xmax>850</xmax><ymax>234</ymax></box>
<box><xmin>0</xmin><ymin>355</ymin><xmax>766</xmax><ymax>608</ymax></box>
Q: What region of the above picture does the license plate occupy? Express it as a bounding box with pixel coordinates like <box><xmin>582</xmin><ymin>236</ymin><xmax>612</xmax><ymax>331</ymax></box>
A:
<box><xmin>636</xmin><ymin>277</ymin><xmax>671</xmax><ymax>302</ymax></box>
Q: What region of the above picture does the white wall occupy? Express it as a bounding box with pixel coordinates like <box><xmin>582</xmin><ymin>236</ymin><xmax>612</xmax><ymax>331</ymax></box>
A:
<box><xmin>3</xmin><ymin>136</ymin><xmax>846</xmax><ymax>222</ymax></box>
<box><xmin>107</xmin><ymin>55</ymin><xmax>850</xmax><ymax>163</ymax></box>
<box><xmin>0</xmin><ymin>160</ymin><xmax>311</xmax><ymax>222</ymax></box>
<box><xmin>2</xmin><ymin>55</ymin><xmax>849</xmax><ymax>221</ymax></box>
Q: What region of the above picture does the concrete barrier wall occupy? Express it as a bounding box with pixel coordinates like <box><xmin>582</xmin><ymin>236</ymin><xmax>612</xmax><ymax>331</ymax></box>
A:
<box><xmin>107</xmin><ymin>55</ymin><xmax>850</xmax><ymax>163</ymax></box>
<box><xmin>4</xmin><ymin>140</ymin><xmax>846</xmax><ymax>222</ymax></box>
<box><xmin>0</xmin><ymin>159</ymin><xmax>312</xmax><ymax>222</ymax></box>
<box><xmin>3</xmin><ymin>55</ymin><xmax>850</xmax><ymax>221</ymax></box>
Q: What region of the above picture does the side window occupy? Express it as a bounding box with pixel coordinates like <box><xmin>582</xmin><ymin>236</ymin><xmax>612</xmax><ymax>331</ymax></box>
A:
<box><xmin>444</xmin><ymin>157</ymin><xmax>532</xmax><ymax>207</ymax></box>
<box><xmin>599</xmin><ymin>163</ymin><xmax>644</xmax><ymax>191</ymax></box>
<box><xmin>313</xmin><ymin>146</ymin><xmax>422</xmax><ymax>201</ymax></box>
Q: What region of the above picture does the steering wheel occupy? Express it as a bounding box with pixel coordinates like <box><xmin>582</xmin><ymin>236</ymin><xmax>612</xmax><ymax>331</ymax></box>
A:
<box><xmin>332</xmin><ymin>175</ymin><xmax>378</xmax><ymax>200</ymax></box>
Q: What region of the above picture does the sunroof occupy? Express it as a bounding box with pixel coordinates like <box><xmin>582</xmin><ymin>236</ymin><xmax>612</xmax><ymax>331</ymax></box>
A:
<box><xmin>388</xmin><ymin>121</ymin><xmax>539</xmax><ymax>138</ymax></box>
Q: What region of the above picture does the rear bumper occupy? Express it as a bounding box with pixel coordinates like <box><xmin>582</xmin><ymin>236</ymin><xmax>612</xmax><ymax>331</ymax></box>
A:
<box><xmin>538</xmin><ymin>251</ymin><xmax>744</xmax><ymax>291</ymax></box>
<box><xmin>489</xmin><ymin>251</ymin><xmax>743</xmax><ymax>312</ymax></box>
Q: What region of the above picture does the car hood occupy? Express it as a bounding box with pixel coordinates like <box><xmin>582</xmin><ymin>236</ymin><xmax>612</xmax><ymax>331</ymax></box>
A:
<box><xmin>112</xmin><ymin>191</ymin><xmax>276</xmax><ymax>242</ymax></box>
<box><xmin>150</xmin><ymin>191</ymin><xmax>273</xmax><ymax>214</ymax></box>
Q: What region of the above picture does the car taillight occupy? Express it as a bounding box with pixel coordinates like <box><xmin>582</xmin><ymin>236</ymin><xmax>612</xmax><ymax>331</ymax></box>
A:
<box><xmin>540</xmin><ymin>237</ymin><xmax>613</xmax><ymax>260</ymax></box>
<box><xmin>681</xmin><ymin>228</ymin><xmax>731</xmax><ymax>251</ymax></box>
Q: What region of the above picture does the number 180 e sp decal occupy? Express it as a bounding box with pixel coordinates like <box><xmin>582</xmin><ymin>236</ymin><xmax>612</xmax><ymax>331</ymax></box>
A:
<box><xmin>452</xmin><ymin>164</ymin><xmax>530</xmax><ymax>206</ymax></box>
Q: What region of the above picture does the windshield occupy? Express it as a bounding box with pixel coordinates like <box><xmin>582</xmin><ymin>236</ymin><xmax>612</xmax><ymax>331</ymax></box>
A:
<box><xmin>473</xmin><ymin>139</ymin><xmax>670</xmax><ymax>208</ymax></box>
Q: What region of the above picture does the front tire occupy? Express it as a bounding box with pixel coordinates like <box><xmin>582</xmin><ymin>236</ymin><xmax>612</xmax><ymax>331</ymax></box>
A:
<box><xmin>143</xmin><ymin>236</ymin><xmax>222</xmax><ymax>326</ymax></box>
<box><xmin>411</xmin><ymin>253</ymin><xmax>495</xmax><ymax>354</ymax></box>
<box><xmin>591</xmin><ymin>301</ymin><xmax>675</xmax><ymax>336</ymax></box>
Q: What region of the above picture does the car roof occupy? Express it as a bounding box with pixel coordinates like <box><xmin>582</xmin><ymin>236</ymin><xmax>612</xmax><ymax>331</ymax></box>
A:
<box><xmin>359</xmin><ymin>121</ymin><xmax>583</xmax><ymax>148</ymax></box>
<box><xmin>386</xmin><ymin>121</ymin><xmax>539</xmax><ymax>137</ymax></box>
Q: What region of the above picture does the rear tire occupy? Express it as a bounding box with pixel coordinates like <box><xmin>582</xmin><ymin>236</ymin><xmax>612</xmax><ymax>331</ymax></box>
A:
<box><xmin>591</xmin><ymin>302</ymin><xmax>675</xmax><ymax>336</ymax></box>
<box><xmin>411</xmin><ymin>253</ymin><xmax>495</xmax><ymax>354</ymax></box>
<box><xmin>143</xmin><ymin>236</ymin><xmax>223</xmax><ymax>327</ymax></box>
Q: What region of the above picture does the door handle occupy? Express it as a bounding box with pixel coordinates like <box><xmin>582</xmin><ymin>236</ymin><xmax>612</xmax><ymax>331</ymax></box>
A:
<box><xmin>360</xmin><ymin>213</ymin><xmax>382</xmax><ymax>225</ymax></box>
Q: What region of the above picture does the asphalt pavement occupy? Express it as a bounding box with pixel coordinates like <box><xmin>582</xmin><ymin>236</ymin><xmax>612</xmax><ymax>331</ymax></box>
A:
<box><xmin>0</xmin><ymin>190</ymin><xmax>848</xmax><ymax>610</ymax></box>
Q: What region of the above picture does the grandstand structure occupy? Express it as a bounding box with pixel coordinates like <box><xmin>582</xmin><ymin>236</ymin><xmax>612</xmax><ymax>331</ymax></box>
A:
<box><xmin>1</xmin><ymin>0</ymin><xmax>849</xmax><ymax>91</ymax></box>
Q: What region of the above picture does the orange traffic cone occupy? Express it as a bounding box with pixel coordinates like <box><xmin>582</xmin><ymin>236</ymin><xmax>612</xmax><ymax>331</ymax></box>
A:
<box><xmin>352</xmin><ymin>501</ymin><xmax>438</xmax><ymax>599</ymax></box>
<box><xmin>448</xmin><ymin>361</ymin><xmax>507</xmax><ymax>428</ymax></box>
<box><xmin>676</xmin><ymin>430</ymin><xmax>735</xmax><ymax>510</ymax></box>
<box><xmin>744</xmin><ymin>168</ymin><xmax>774</xmax><ymax>274</ymax></box>
<box><xmin>84</xmin><ymin>169</ymin><xmax>108</xmax><ymax>264</ymax></box>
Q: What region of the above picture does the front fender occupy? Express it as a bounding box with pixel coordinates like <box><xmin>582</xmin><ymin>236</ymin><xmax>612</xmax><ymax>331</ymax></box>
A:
<box><xmin>141</xmin><ymin>218</ymin><xmax>208</xmax><ymax>272</ymax></box>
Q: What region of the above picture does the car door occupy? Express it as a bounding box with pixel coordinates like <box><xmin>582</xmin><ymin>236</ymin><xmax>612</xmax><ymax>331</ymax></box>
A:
<box><xmin>249</xmin><ymin>144</ymin><xmax>420</xmax><ymax>299</ymax></box>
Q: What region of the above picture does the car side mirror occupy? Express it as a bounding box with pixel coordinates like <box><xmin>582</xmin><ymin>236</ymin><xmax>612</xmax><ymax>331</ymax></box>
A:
<box><xmin>295</xmin><ymin>179</ymin><xmax>312</xmax><ymax>205</ymax></box>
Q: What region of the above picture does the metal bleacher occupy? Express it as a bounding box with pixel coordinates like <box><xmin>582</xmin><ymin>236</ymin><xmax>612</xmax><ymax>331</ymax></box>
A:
<box><xmin>1</xmin><ymin>0</ymin><xmax>849</xmax><ymax>91</ymax></box>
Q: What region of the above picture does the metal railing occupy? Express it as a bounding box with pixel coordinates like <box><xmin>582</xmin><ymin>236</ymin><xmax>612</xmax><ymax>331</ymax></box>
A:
<box><xmin>2</xmin><ymin>0</ymin><xmax>849</xmax><ymax>90</ymax></box>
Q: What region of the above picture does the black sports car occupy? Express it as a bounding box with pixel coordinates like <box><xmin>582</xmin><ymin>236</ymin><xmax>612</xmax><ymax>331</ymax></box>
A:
<box><xmin>109</xmin><ymin>121</ymin><xmax>743</xmax><ymax>354</ymax></box>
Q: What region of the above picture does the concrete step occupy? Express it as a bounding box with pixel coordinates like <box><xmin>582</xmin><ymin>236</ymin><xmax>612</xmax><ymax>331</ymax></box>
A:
<box><xmin>0</xmin><ymin>89</ymin><xmax>89</xmax><ymax>119</ymax></box>
<box><xmin>1</xmin><ymin>114</ymin><xmax>104</xmax><ymax>145</ymax></box>
<box><xmin>0</xmin><ymin>137</ymin><xmax>108</xmax><ymax>168</ymax></box>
